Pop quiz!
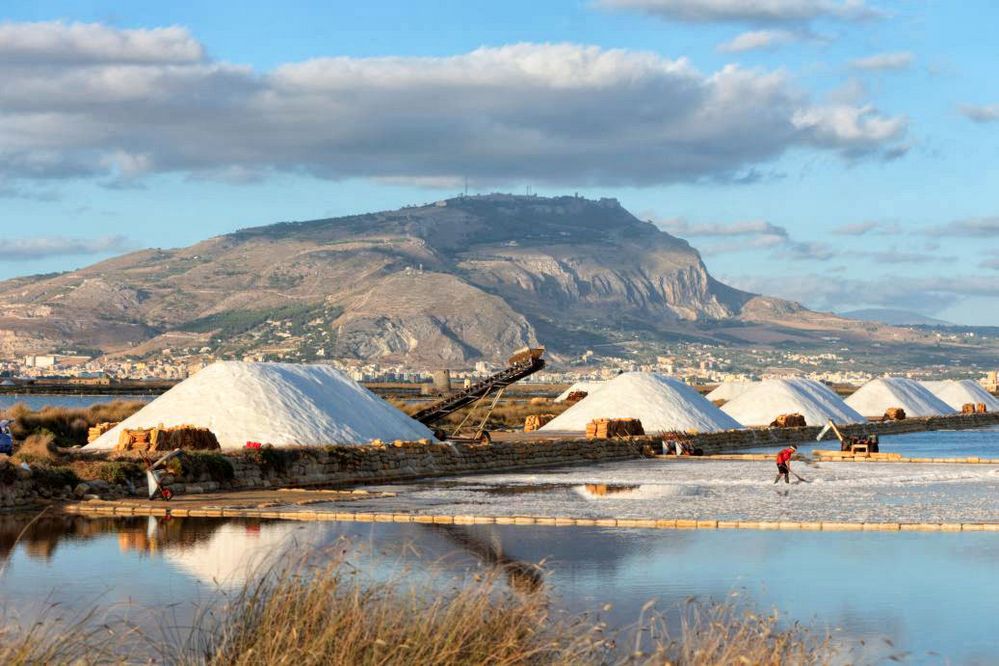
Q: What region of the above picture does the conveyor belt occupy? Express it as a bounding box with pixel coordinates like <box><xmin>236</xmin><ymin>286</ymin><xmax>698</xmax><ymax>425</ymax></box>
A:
<box><xmin>412</xmin><ymin>356</ymin><xmax>545</xmax><ymax>426</ymax></box>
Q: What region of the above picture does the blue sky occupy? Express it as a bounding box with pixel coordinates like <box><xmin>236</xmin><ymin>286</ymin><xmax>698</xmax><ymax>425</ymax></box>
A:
<box><xmin>1</xmin><ymin>1</ymin><xmax>997</xmax><ymax>323</ymax></box>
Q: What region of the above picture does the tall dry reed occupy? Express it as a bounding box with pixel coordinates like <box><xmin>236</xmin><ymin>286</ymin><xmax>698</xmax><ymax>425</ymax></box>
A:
<box><xmin>1</xmin><ymin>401</ymin><xmax>145</xmax><ymax>446</ymax></box>
<box><xmin>0</xmin><ymin>556</ymin><xmax>837</xmax><ymax>665</ymax></box>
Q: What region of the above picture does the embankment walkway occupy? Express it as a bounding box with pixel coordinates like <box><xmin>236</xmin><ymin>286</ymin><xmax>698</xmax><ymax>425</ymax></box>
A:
<box><xmin>60</xmin><ymin>498</ymin><xmax>999</xmax><ymax>533</ymax></box>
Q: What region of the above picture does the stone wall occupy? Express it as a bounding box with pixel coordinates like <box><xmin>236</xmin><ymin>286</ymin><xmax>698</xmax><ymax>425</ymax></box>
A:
<box><xmin>3</xmin><ymin>411</ymin><xmax>997</xmax><ymax>511</ymax></box>
<box><xmin>689</xmin><ymin>412</ymin><xmax>999</xmax><ymax>453</ymax></box>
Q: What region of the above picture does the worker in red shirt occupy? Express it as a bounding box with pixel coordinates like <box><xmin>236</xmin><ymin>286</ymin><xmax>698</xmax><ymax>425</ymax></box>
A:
<box><xmin>774</xmin><ymin>443</ymin><xmax>798</xmax><ymax>484</ymax></box>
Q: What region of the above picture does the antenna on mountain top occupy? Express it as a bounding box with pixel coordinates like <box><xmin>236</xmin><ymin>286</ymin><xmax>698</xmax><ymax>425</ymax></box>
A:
<box><xmin>464</xmin><ymin>176</ymin><xmax>468</xmax><ymax>197</ymax></box>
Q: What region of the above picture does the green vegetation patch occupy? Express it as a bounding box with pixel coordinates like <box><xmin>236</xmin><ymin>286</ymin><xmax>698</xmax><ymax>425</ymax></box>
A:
<box><xmin>96</xmin><ymin>461</ymin><xmax>144</xmax><ymax>485</ymax></box>
<box><xmin>177</xmin><ymin>302</ymin><xmax>331</xmax><ymax>338</ymax></box>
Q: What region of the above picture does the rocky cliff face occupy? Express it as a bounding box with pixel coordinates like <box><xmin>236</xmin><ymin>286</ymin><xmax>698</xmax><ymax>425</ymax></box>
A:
<box><xmin>0</xmin><ymin>193</ymin><xmax>897</xmax><ymax>366</ymax></box>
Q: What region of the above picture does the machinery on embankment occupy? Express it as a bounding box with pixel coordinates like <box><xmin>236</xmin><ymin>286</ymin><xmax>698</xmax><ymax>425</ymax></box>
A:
<box><xmin>411</xmin><ymin>347</ymin><xmax>546</xmax><ymax>444</ymax></box>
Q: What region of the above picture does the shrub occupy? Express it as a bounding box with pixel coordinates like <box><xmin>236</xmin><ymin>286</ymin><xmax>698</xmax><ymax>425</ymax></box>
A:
<box><xmin>246</xmin><ymin>445</ymin><xmax>294</xmax><ymax>475</ymax></box>
<box><xmin>12</xmin><ymin>430</ymin><xmax>61</xmax><ymax>465</ymax></box>
<box><xmin>167</xmin><ymin>452</ymin><xmax>235</xmax><ymax>484</ymax></box>
<box><xmin>27</xmin><ymin>465</ymin><xmax>80</xmax><ymax>492</ymax></box>
<box><xmin>1</xmin><ymin>401</ymin><xmax>145</xmax><ymax>447</ymax></box>
<box><xmin>96</xmin><ymin>461</ymin><xmax>144</xmax><ymax>485</ymax></box>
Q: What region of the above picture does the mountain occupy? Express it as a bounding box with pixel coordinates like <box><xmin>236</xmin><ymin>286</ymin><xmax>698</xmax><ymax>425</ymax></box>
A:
<box><xmin>840</xmin><ymin>309</ymin><xmax>952</xmax><ymax>327</ymax></box>
<box><xmin>0</xmin><ymin>194</ymin><xmax>949</xmax><ymax>367</ymax></box>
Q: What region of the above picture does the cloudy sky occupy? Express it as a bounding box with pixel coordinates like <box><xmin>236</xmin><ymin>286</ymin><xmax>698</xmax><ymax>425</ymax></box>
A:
<box><xmin>1</xmin><ymin>1</ymin><xmax>997</xmax><ymax>324</ymax></box>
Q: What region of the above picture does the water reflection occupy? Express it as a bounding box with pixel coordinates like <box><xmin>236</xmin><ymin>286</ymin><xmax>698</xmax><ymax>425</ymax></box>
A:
<box><xmin>2</xmin><ymin>515</ymin><xmax>997</xmax><ymax>663</ymax></box>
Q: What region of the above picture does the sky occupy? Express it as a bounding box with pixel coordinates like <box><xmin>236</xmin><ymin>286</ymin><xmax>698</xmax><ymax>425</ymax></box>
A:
<box><xmin>0</xmin><ymin>0</ymin><xmax>997</xmax><ymax>324</ymax></box>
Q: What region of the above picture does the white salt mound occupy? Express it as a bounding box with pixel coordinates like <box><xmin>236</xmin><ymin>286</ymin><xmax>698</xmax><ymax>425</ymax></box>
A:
<box><xmin>705</xmin><ymin>381</ymin><xmax>756</xmax><ymax>402</ymax></box>
<box><xmin>919</xmin><ymin>380</ymin><xmax>949</xmax><ymax>394</ymax></box>
<box><xmin>539</xmin><ymin>372</ymin><xmax>741</xmax><ymax>434</ymax></box>
<box><xmin>87</xmin><ymin>361</ymin><xmax>434</xmax><ymax>450</ymax></box>
<box><xmin>845</xmin><ymin>377</ymin><xmax>954</xmax><ymax>417</ymax></box>
<box><xmin>554</xmin><ymin>381</ymin><xmax>605</xmax><ymax>403</ymax></box>
<box><xmin>925</xmin><ymin>379</ymin><xmax>999</xmax><ymax>411</ymax></box>
<box><xmin>720</xmin><ymin>378</ymin><xmax>864</xmax><ymax>426</ymax></box>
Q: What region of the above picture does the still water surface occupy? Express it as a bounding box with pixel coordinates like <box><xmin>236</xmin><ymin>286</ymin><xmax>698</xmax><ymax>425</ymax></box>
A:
<box><xmin>1</xmin><ymin>515</ymin><xmax>996</xmax><ymax>664</ymax></box>
<box><xmin>0</xmin><ymin>394</ymin><xmax>153</xmax><ymax>411</ymax></box>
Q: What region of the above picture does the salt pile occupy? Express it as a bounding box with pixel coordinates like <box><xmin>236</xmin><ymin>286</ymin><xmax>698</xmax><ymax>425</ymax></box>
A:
<box><xmin>705</xmin><ymin>381</ymin><xmax>756</xmax><ymax>402</ymax></box>
<box><xmin>720</xmin><ymin>378</ymin><xmax>864</xmax><ymax>426</ymax></box>
<box><xmin>925</xmin><ymin>379</ymin><xmax>999</xmax><ymax>411</ymax></box>
<box><xmin>554</xmin><ymin>381</ymin><xmax>605</xmax><ymax>403</ymax></box>
<box><xmin>845</xmin><ymin>377</ymin><xmax>954</xmax><ymax>417</ymax></box>
<box><xmin>87</xmin><ymin>361</ymin><xmax>434</xmax><ymax>450</ymax></box>
<box><xmin>539</xmin><ymin>372</ymin><xmax>741</xmax><ymax>434</ymax></box>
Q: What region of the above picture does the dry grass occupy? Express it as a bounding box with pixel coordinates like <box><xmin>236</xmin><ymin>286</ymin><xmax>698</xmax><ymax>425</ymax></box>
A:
<box><xmin>11</xmin><ymin>431</ymin><xmax>61</xmax><ymax>465</ymax></box>
<box><xmin>0</xmin><ymin>553</ymin><xmax>838</xmax><ymax>666</ymax></box>
<box><xmin>172</xmin><ymin>562</ymin><xmax>567</xmax><ymax>666</ymax></box>
<box><xmin>164</xmin><ymin>557</ymin><xmax>835</xmax><ymax>666</ymax></box>
<box><xmin>632</xmin><ymin>600</ymin><xmax>834</xmax><ymax>665</ymax></box>
<box><xmin>1</xmin><ymin>401</ymin><xmax>145</xmax><ymax>447</ymax></box>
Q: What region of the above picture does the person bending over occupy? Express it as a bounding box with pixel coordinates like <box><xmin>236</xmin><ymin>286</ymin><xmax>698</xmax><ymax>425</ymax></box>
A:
<box><xmin>774</xmin><ymin>443</ymin><xmax>798</xmax><ymax>484</ymax></box>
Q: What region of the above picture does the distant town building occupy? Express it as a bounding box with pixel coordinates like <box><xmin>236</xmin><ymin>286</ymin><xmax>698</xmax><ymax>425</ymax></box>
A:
<box><xmin>23</xmin><ymin>355</ymin><xmax>57</xmax><ymax>368</ymax></box>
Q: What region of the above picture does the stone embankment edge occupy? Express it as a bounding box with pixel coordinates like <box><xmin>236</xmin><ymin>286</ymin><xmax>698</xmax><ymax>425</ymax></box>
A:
<box><xmin>59</xmin><ymin>502</ymin><xmax>999</xmax><ymax>533</ymax></box>
<box><xmin>683</xmin><ymin>454</ymin><xmax>999</xmax><ymax>464</ymax></box>
<box><xmin>3</xmin><ymin>411</ymin><xmax>997</xmax><ymax>512</ymax></box>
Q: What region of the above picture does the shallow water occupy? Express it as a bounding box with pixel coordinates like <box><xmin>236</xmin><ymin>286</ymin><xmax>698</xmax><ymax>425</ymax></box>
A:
<box><xmin>0</xmin><ymin>394</ymin><xmax>153</xmax><ymax>411</ymax></box>
<box><xmin>746</xmin><ymin>424</ymin><xmax>999</xmax><ymax>459</ymax></box>
<box><xmin>1</xmin><ymin>515</ymin><xmax>997</xmax><ymax>664</ymax></box>
<box><xmin>344</xmin><ymin>455</ymin><xmax>999</xmax><ymax>524</ymax></box>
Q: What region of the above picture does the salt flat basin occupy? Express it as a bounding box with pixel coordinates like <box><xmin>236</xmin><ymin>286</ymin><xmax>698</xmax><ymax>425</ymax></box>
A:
<box><xmin>345</xmin><ymin>456</ymin><xmax>999</xmax><ymax>524</ymax></box>
<box><xmin>2</xmin><ymin>516</ymin><xmax>998</xmax><ymax>664</ymax></box>
<box><xmin>338</xmin><ymin>431</ymin><xmax>999</xmax><ymax>524</ymax></box>
<box><xmin>746</xmin><ymin>424</ymin><xmax>999</xmax><ymax>459</ymax></box>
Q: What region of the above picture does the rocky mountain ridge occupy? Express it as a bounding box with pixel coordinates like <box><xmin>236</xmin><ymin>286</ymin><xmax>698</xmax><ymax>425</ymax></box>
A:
<box><xmin>0</xmin><ymin>194</ymin><xmax>935</xmax><ymax>366</ymax></box>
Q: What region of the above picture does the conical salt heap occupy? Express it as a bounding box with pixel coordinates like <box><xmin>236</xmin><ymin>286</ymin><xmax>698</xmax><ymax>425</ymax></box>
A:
<box><xmin>845</xmin><ymin>377</ymin><xmax>954</xmax><ymax>417</ymax></box>
<box><xmin>87</xmin><ymin>361</ymin><xmax>434</xmax><ymax>450</ymax></box>
<box><xmin>721</xmin><ymin>378</ymin><xmax>864</xmax><ymax>426</ymax></box>
<box><xmin>554</xmin><ymin>381</ymin><xmax>605</xmax><ymax>403</ymax></box>
<box><xmin>922</xmin><ymin>379</ymin><xmax>999</xmax><ymax>412</ymax></box>
<box><xmin>540</xmin><ymin>372</ymin><xmax>741</xmax><ymax>434</ymax></box>
<box><xmin>705</xmin><ymin>381</ymin><xmax>757</xmax><ymax>402</ymax></box>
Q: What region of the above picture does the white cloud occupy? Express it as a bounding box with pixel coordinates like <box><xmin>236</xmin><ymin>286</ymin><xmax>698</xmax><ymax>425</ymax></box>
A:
<box><xmin>831</xmin><ymin>220</ymin><xmax>900</xmax><ymax>235</ymax></box>
<box><xmin>849</xmin><ymin>51</ymin><xmax>914</xmax><ymax>71</ymax></box>
<box><xmin>792</xmin><ymin>104</ymin><xmax>906</xmax><ymax>156</ymax></box>
<box><xmin>656</xmin><ymin>217</ymin><xmax>835</xmax><ymax>260</ymax></box>
<box><xmin>958</xmin><ymin>104</ymin><xmax>999</xmax><ymax>123</ymax></box>
<box><xmin>5</xmin><ymin>235</ymin><xmax>132</xmax><ymax>260</ymax></box>
<box><xmin>658</xmin><ymin>218</ymin><xmax>790</xmax><ymax>237</ymax></box>
<box><xmin>925</xmin><ymin>217</ymin><xmax>999</xmax><ymax>237</ymax></box>
<box><xmin>0</xmin><ymin>22</ymin><xmax>908</xmax><ymax>188</ymax></box>
<box><xmin>596</xmin><ymin>0</ymin><xmax>883</xmax><ymax>24</ymax></box>
<box><xmin>718</xmin><ymin>29</ymin><xmax>800</xmax><ymax>52</ymax></box>
<box><xmin>725</xmin><ymin>272</ymin><xmax>999</xmax><ymax>315</ymax></box>
<box><xmin>0</xmin><ymin>21</ymin><xmax>203</xmax><ymax>64</ymax></box>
